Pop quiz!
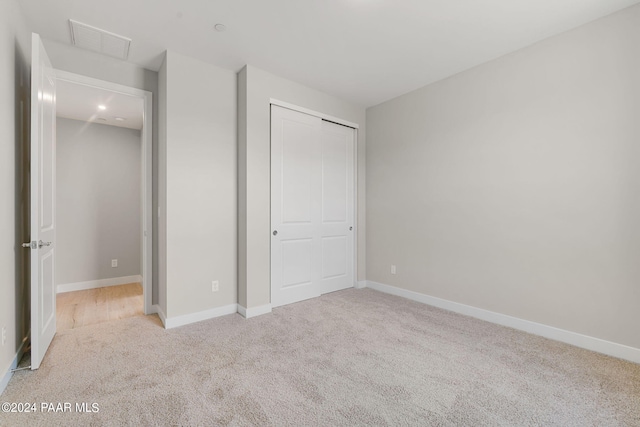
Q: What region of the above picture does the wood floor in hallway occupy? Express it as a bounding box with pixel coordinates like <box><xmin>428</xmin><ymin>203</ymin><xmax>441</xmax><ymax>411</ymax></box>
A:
<box><xmin>56</xmin><ymin>283</ymin><xmax>143</xmax><ymax>332</ymax></box>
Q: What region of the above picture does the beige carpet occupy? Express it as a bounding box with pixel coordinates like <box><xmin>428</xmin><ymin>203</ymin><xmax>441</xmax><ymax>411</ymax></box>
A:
<box><xmin>1</xmin><ymin>289</ymin><xmax>639</xmax><ymax>426</ymax></box>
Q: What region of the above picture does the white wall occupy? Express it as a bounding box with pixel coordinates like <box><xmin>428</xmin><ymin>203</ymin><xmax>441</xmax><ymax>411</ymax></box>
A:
<box><xmin>56</xmin><ymin>118</ymin><xmax>141</xmax><ymax>286</ymax></box>
<box><xmin>160</xmin><ymin>51</ymin><xmax>237</xmax><ymax>319</ymax></box>
<box><xmin>42</xmin><ymin>39</ymin><xmax>161</xmax><ymax>304</ymax></box>
<box><xmin>0</xmin><ymin>0</ymin><xmax>30</xmax><ymax>392</ymax></box>
<box><xmin>366</xmin><ymin>5</ymin><xmax>640</xmax><ymax>349</ymax></box>
<box><xmin>42</xmin><ymin>40</ymin><xmax>157</xmax><ymax>95</ymax></box>
<box><xmin>157</xmin><ymin>54</ymin><xmax>167</xmax><ymax>316</ymax></box>
<box><xmin>238</xmin><ymin>65</ymin><xmax>366</xmax><ymax>309</ymax></box>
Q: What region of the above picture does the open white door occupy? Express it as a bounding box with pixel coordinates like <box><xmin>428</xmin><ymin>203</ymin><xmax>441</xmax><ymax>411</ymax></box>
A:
<box><xmin>28</xmin><ymin>33</ymin><xmax>56</xmax><ymax>370</ymax></box>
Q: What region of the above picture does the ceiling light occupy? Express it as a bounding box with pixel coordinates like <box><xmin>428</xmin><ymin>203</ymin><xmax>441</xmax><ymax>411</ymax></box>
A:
<box><xmin>98</xmin><ymin>105</ymin><xmax>106</xmax><ymax>110</ymax></box>
<box><xmin>97</xmin><ymin>118</ymin><xmax>107</xmax><ymax>121</ymax></box>
<box><xmin>114</xmin><ymin>117</ymin><xmax>126</xmax><ymax>122</ymax></box>
<box><xmin>214</xmin><ymin>24</ymin><xmax>227</xmax><ymax>32</ymax></box>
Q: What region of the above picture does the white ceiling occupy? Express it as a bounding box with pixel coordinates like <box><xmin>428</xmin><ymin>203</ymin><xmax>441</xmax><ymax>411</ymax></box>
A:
<box><xmin>56</xmin><ymin>79</ymin><xmax>144</xmax><ymax>130</ymax></box>
<box><xmin>19</xmin><ymin>0</ymin><xmax>640</xmax><ymax>107</ymax></box>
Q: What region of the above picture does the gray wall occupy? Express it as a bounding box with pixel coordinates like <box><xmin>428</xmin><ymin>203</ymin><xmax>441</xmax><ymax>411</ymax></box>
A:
<box><xmin>366</xmin><ymin>5</ymin><xmax>640</xmax><ymax>349</ymax></box>
<box><xmin>43</xmin><ymin>39</ymin><xmax>160</xmax><ymax>303</ymax></box>
<box><xmin>160</xmin><ymin>51</ymin><xmax>237</xmax><ymax>319</ymax></box>
<box><xmin>0</xmin><ymin>0</ymin><xmax>30</xmax><ymax>387</ymax></box>
<box><xmin>238</xmin><ymin>65</ymin><xmax>367</xmax><ymax>309</ymax></box>
<box><xmin>56</xmin><ymin>118</ymin><xmax>141</xmax><ymax>285</ymax></box>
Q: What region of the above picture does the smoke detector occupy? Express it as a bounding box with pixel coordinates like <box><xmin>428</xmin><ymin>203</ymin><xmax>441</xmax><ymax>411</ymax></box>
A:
<box><xmin>69</xmin><ymin>19</ymin><xmax>131</xmax><ymax>60</ymax></box>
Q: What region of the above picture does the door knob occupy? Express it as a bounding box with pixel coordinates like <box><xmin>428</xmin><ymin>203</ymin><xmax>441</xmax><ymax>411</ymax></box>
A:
<box><xmin>38</xmin><ymin>240</ymin><xmax>52</xmax><ymax>248</ymax></box>
<box><xmin>22</xmin><ymin>241</ymin><xmax>35</xmax><ymax>249</ymax></box>
<box><xmin>273</xmin><ymin>230</ymin><xmax>278</xmax><ymax>236</ymax></box>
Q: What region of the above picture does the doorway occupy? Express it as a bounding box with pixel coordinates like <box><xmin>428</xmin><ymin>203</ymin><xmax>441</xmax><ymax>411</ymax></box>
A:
<box><xmin>53</xmin><ymin>71</ymin><xmax>153</xmax><ymax>329</ymax></box>
<box><xmin>270</xmin><ymin>104</ymin><xmax>356</xmax><ymax>308</ymax></box>
<box><xmin>28</xmin><ymin>34</ymin><xmax>152</xmax><ymax>369</ymax></box>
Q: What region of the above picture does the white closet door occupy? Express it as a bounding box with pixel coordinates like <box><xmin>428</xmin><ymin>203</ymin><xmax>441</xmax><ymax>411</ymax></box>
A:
<box><xmin>271</xmin><ymin>105</ymin><xmax>355</xmax><ymax>308</ymax></box>
<box><xmin>271</xmin><ymin>106</ymin><xmax>323</xmax><ymax>307</ymax></box>
<box><xmin>319</xmin><ymin>120</ymin><xmax>355</xmax><ymax>294</ymax></box>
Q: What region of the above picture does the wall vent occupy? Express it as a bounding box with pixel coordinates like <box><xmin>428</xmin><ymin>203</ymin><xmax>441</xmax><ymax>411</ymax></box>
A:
<box><xmin>69</xmin><ymin>19</ymin><xmax>131</xmax><ymax>60</ymax></box>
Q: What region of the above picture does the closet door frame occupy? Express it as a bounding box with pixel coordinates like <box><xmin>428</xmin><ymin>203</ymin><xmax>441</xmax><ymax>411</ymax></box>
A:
<box><xmin>269</xmin><ymin>99</ymin><xmax>359</xmax><ymax>307</ymax></box>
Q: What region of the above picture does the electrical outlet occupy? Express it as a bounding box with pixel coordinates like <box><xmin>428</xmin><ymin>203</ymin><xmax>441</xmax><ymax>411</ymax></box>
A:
<box><xmin>391</xmin><ymin>265</ymin><xmax>397</xmax><ymax>275</ymax></box>
<box><xmin>1</xmin><ymin>326</ymin><xmax>6</xmax><ymax>346</ymax></box>
<box><xmin>111</xmin><ymin>259</ymin><xmax>118</xmax><ymax>268</ymax></box>
<box><xmin>212</xmin><ymin>280</ymin><xmax>219</xmax><ymax>292</ymax></box>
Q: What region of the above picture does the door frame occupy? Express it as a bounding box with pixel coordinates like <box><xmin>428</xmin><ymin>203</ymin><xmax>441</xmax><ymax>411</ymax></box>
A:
<box><xmin>269</xmin><ymin>99</ymin><xmax>359</xmax><ymax>305</ymax></box>
<box><xmin>55</xmin><ymin>70</ymin><xmax>154</xmax><ymax>315</ymax></box>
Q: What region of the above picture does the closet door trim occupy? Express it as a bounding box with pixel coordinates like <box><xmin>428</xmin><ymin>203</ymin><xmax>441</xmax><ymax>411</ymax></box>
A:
<box><xmin>270</xmin><ymin>99</ymin><xmax>359</xmax><ymax>129</ymax></box>
<box><xmin>270</xmin><ymin>101</ymin><xmax>358</xmax><ymax>308</ymax></box>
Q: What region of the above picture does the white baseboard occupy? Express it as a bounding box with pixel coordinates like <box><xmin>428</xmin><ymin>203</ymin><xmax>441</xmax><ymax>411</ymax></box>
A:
<box><xmin>1</xmin><ymin>334</ymin><xmax>29</xmax><ymax>396</ymax></box>
<box><xmin>152</xmin><ymin>304</ymin><xmax>165</xmax><ymax>327</ymax></box>
<box><xmin>145</xmin><ymin>304</ymin><xmax>158</xmax><ymax>316</ymax></box>
<box><xmin>57</xmin><ymin>275</ymin><xmax>142</xmax><ymax>294</ymax></box>
<box><xmin>364</xmin><ymin>280</ymin><xmax>640</xmax><ymax>364</ymax></box>
<box><xmin>355</xmin><ymin>280</ymin><xmax>367</xmax><ymax>289</ymax></box>
<box><xmin>163</xmin><ymin>304</ymin><xmax>238</xmax><ymax>329</ymax></box>
<box><xmin>238</xmin><ymin>304</ymin><xmax>272</xmax><ymax>319</ymax></box>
